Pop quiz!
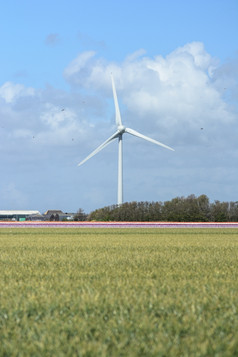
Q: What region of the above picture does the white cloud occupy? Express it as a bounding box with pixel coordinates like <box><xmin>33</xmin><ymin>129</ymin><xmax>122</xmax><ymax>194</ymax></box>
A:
<box><xmin>63</xmin><ymin>42</ymin><xmax>236</xmax><ymax>142</ymax></box>
<box><xmin>1</xmin><ymin>43</ymin><xmax>237</xmax><ymax>152</ymax></box>
<box><xmin>1</xmin><ymin>42</ymin><xmax>236</xmax><ymax>153</ymax></box>
<box><xmin>36</xmin><ymin>102</ymin><xmax>93</xmax><ymax>147</ymax></box>
<box><xmin>64</xmin><ymin>51</ymin><xmax>96</xmax><ymax>80</ymax></box>
<box><xmin>171</xmin><ymin>42</ymin><xmax>217</xmax><ymax>74</ymax></box>
<box><xmin>0</xmin><ymin>82</ymin><xmax>35</xmax><ymax>103</ymax></box>
<box><xmin>40</xmin><ymin>103</ymin><xmax>76</xmax><ymax>129</ymax></box>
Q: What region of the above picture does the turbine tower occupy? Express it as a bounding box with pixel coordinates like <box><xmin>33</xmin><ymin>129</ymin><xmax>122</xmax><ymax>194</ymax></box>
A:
<box><xmin>78</xmin><ymin>74</ymin><xmax>174</xmax><ymax>205</ymax></box>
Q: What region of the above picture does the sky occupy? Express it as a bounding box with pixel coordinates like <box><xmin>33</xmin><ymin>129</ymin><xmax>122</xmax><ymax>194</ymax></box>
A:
<box><xmin>0</xmin><ymin>0</ymin><xmax>238</xmax><ymax>214</ymax></box>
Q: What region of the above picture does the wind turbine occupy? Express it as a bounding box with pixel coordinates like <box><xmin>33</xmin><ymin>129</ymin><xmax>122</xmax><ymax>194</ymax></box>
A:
<box><xmin>78</xmin><ymin>74</ymin><xmax>174</xmax><ymax>205</ymax></box>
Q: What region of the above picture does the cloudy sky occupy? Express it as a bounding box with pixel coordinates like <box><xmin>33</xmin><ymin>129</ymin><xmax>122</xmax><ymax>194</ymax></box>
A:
<box><xmin>0</xmin><ymin>0</ymin><xmax>238</xmax><ymax>214</ymax></box>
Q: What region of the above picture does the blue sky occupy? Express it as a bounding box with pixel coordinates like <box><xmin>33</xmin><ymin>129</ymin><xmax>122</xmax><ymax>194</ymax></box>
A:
<box><xmin>0</xmin><ymin>0</ymin><xmax>238</xmax><ymax>213</ymax></box>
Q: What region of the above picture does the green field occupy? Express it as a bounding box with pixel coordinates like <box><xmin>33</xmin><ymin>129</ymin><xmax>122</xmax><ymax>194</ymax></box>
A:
<box><xmin>0</xmin><ymin>228</ymin><xmax>238</xmax><ymax>356</ymax></box>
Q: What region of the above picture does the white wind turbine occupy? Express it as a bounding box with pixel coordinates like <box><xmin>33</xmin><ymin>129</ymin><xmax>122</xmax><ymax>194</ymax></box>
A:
<box><xmin>78</xmin><ymin>74</ymin><xmax>174</xmax><ymax>205</ymax></box>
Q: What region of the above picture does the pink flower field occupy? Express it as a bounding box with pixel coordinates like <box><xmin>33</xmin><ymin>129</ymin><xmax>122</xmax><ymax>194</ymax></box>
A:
<box><xmin>1</xmin><ymin>221</ymin><xmax>238</xmax><ymax>228</ymax></box>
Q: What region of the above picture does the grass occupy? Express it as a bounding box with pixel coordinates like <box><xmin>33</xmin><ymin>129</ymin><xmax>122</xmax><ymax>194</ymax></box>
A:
<box><xmin>0</xmin><ymin>228</ymin><xmax>238</xmax><ymax>356</ymax></box>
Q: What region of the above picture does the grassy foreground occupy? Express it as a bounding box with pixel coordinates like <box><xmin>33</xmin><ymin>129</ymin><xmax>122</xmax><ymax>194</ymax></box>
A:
<box><xmin>0</xmin><ymin>228</ymin><xmax>238</xmax><ymax>357</ymax></box>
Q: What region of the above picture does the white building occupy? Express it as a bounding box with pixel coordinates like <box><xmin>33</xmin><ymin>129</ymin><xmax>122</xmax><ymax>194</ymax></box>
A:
<box><xmin>0</xmin><ymin>210</ymin><xmax>41</xmax><ymax>221</ymax></box>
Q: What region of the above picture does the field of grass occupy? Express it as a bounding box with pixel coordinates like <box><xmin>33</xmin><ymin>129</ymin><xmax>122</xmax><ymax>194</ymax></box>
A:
<box><xmin>0</xmin><ymin>228</ymin><xmax>238</xmax><ymax>356</ymax></box>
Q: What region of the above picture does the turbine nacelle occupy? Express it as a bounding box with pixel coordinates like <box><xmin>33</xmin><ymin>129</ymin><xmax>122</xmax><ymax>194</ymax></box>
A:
<box><xmin>118</xmin><ymin>125</ymin><xmax>126</xmax><ymax>134</ymax></box>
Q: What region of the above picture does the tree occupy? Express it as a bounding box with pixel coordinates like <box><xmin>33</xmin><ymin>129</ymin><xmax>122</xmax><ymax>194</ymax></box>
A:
<box><xmin>210</xmin><ymin>201</ymin><xmax>229</xmax><ymax>222</ymax></box>
<box><xmin>87</xmin><ymin>195</ymin><xmax>238</xmax><ymax>222</ymax></box>
<box><xmin>74</xmin><ymin>209</ymin><xmax>88</xmax><ymax>221</ymax></box>
<box><xmin>228</xmin><ymin>201</ymin><xmax>238</xmax><ymax>222</ymax></box>
<box><xmin>197</xmin><ymin>194</ymin><xmax>210</xmax><ymax>221</ymax></box>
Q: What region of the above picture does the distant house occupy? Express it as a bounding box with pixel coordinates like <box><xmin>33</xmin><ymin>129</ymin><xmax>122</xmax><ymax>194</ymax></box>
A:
<box><xmin>27</xmin><ymin>213</ymin><xmax>45</xmax><ymax>221</ymax></box>
<box><xmin>0</xmin><ymin>210</ymin><xmax>41</xmax><ymax>221</ymax></box>
<box><xmin>43</xmin><ymin>210</ymin><xmax>75</xmax><ymax>221</ymax></box>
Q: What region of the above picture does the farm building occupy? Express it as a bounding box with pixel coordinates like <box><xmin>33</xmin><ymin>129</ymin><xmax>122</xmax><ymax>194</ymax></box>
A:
<box><xmin>43</xmin><ymin>210</ymin><xmax>74</xmax><ymax>221</ymax></box>
<box><xmin>0</xmin><ymin>210</ymin><xmax>42</xmax><ymax>221</ymax></box>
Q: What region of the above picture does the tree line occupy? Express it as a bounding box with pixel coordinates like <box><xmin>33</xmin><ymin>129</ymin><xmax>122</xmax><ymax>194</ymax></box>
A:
<box><xmin>76</xmin><ymin>195</ymin><xmax>238</xmax><ymax>222</ymax></box>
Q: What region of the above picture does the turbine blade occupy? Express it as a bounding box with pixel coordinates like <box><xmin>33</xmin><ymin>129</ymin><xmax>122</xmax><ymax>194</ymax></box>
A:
<box><xmin>125</xmin><ymin>127</ymin><xmax>174</xmax><ymax>151</ymax></box>
<box><xmin>111</xmin><ymin>74</ymin><xmax>122</xmax><ymax>128</ymax></box>
<box><xmin>78</xmin><ymin>131</ymin><xmax>119</xmax><ymax>166</ymax></box>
